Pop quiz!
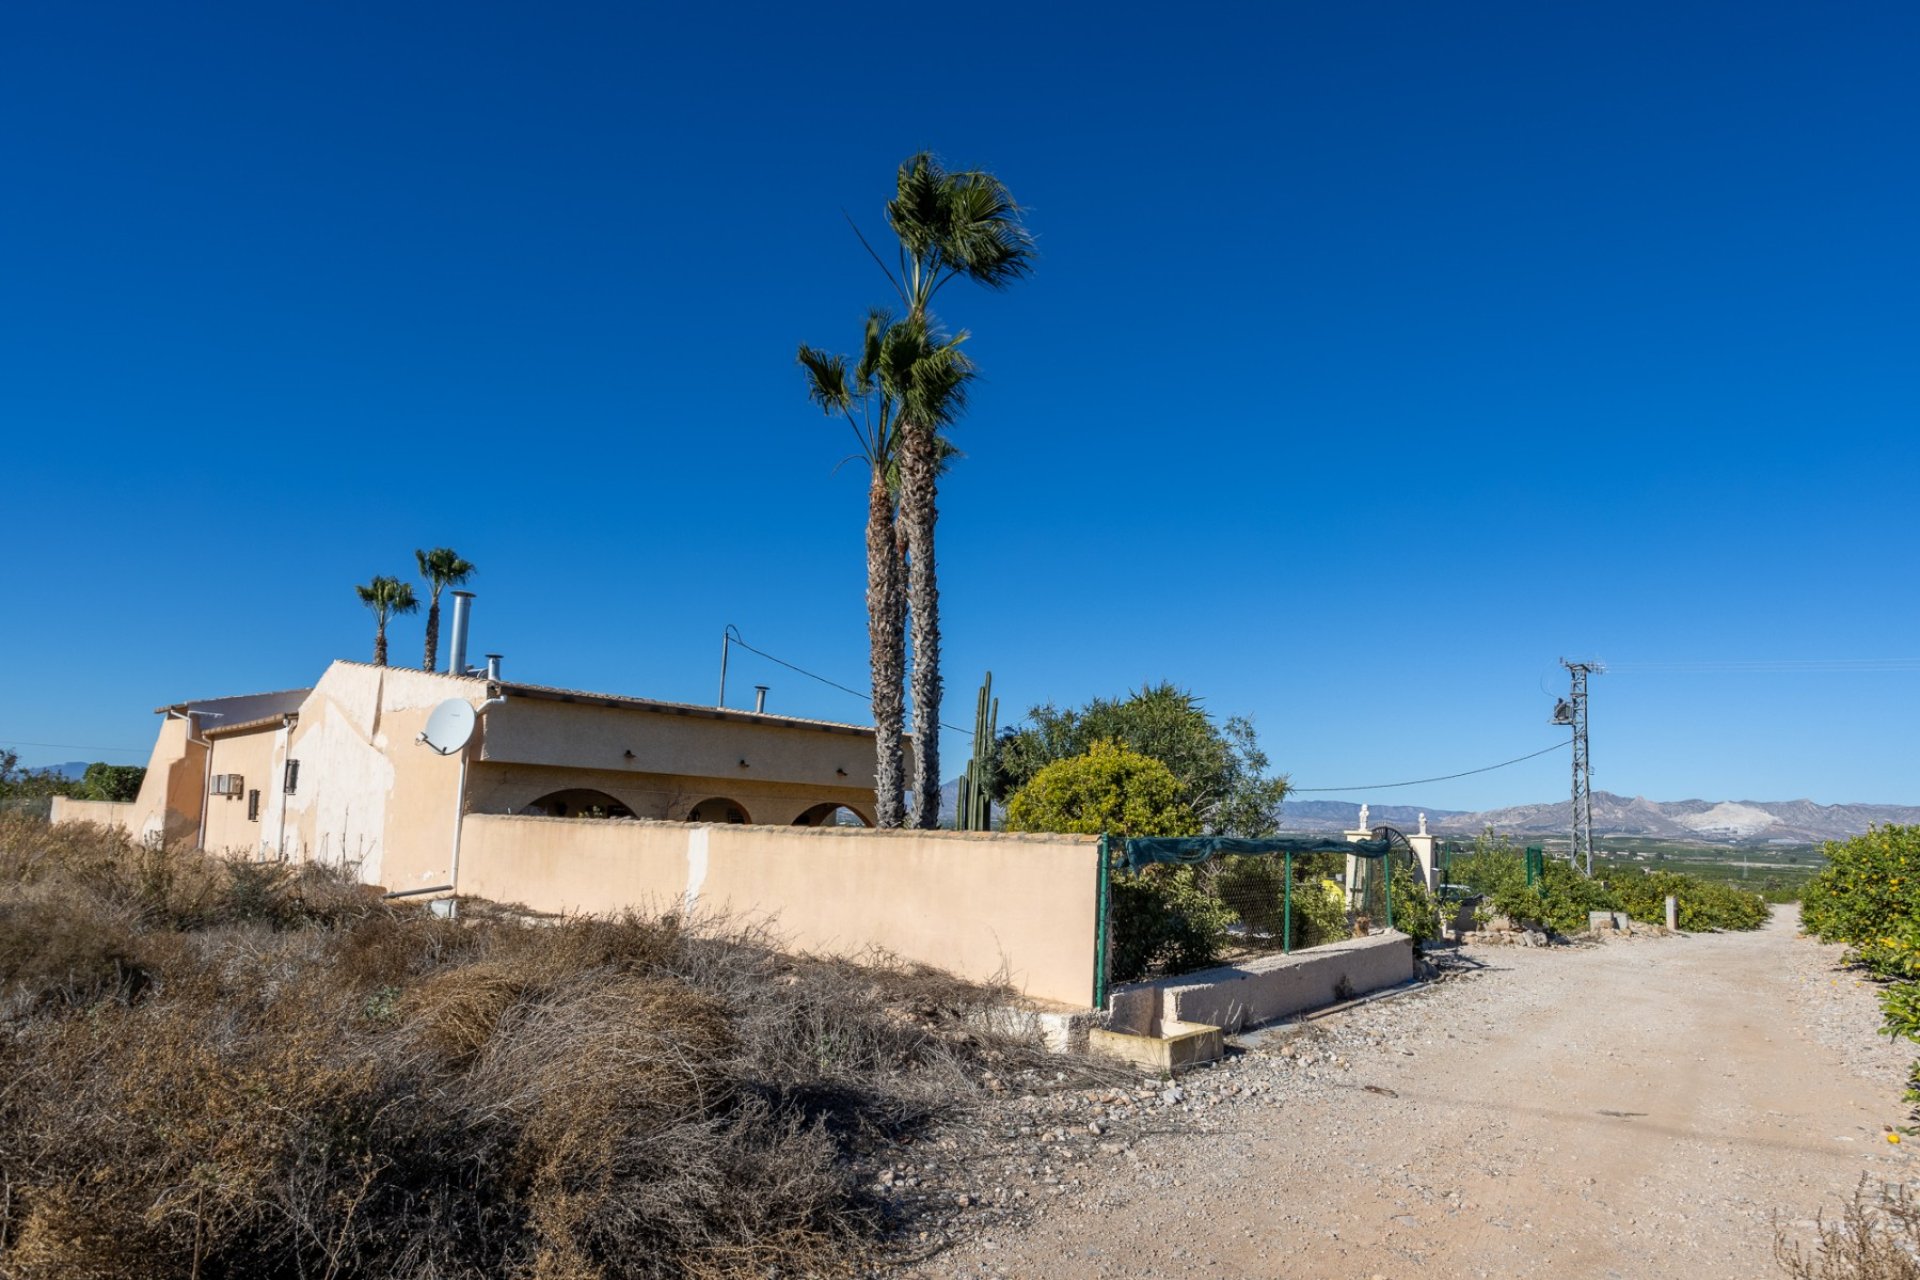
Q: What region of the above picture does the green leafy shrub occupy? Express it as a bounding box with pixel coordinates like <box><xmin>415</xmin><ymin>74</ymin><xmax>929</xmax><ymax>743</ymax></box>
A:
<box><xmin>1205</xmin><ymin>855</ymin><xmax>1362</xmax><ymax>954</ymax></box>
<box><xmin>1005</xmin><ymin>741</ymin><xmax>1199</xmax><ymax>839</ymax></box>
<box><xmin>1107</xmin><ymin>865</ymin><xmax>1238</xmax><ymax>983</ymax></box>
<box><xmin>1443</xmin><ymin>832</ymin><xmax>1531</xmax><ymax>901</ymax></box>
<box><xmin>1882</xmin><ymin>983</ymin><xmax>1920</xmax><ymax>1045</ymax></box>
<box><xmin>1607</xmin><ymin>867</ymin><xmax>1769</xmax><ymax>932</ymax></box>
<box><xmin>1797</xmin><ymin>828</ymin><xmax>1920</xmax><ymax>1136</ymax></box>
<box><xmin>1448</xmin><ymin>834</ymin><xmax>1768</xmax><ymax>935</ymax></box>
<box><xmin>1293</xmin><ymin>875</ymin><xmax>1351</xmax><ymax>950</ymax></box>
<box><xmin>1212</xmin><ymin>854</ymin><xmax>1287</xmax><ymax>937</ymax></box>
<box><xmin>1482</xmin><ymin>858</ymin><xmax>1616</xmax><ymax>934</ymax></box>
<box><xmin>1387</xmin><ymin>872</ymin><xmax>1442</xmax><ymax>946</ymax></box>
<box><xmin>1009</xmin><ymin>744</ymin><xmax>1223</xmax><ymax>981</ymax></box>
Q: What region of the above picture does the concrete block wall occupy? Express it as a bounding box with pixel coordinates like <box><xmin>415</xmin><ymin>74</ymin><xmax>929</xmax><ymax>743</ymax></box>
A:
<box><xmin>1113</xmin><ymin>932</ymin><xmax>1417</xmax><ymax>1034</ymax></box>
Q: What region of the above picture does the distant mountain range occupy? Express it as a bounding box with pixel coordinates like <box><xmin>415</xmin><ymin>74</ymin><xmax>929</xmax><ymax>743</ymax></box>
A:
<box><xmin>1278</xmin><ymin>792</ymin><xmax>1920</xmax><ymax>845</ymax></box>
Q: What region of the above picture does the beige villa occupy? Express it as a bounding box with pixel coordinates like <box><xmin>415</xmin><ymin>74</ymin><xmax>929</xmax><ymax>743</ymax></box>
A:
<box><xmin>77</xmin><ymin>658</ymin><xmax>904</xmax><ymax>896</ymax></box>
<box><xmin>46</xmin><ymin>639</ymin><xmax>1416</xmax><ymax>1020</ymax></box>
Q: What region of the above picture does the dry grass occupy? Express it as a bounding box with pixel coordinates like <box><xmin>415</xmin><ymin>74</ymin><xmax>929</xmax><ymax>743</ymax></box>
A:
<box><xmin>0</xmin><ymin>816</ymin><xmax>1098</xmax><ymax>1279</ymax></box>
<box><xmin>1778</xmin><ymin>1179</ymin><xmax>1920</xmax><ymax>1279</ymax></box>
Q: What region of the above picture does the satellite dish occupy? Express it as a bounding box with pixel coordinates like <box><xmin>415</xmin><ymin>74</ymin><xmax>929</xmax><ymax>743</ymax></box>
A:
<box><xmin>421</xmin><ymin>698</ymin><xmax>477</xmax><ymax>755</ymax></box>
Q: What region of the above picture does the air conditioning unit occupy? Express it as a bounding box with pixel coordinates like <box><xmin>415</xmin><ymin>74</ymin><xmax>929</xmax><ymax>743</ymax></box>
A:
<box><xmin>210</xmin><ymin>774</ymin><xmax>245</xmax><ymax>797</ymax></box>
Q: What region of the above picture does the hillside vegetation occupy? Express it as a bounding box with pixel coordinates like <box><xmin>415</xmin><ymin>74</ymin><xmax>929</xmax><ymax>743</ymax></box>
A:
<box><xmin>0</xmin><ymin>816</ymin><xmax>1090</xmax><ymax>1279</ymax></box>
<box><xmin>1446</xmin><ymin>835</ymin><xmax>1769</xmax><ymax>934</ymax></box>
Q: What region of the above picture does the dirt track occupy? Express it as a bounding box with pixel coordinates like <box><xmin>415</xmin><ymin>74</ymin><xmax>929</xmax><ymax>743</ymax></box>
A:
<box><xmin>909</xmin><ymin>907</ymin><xmax>1914</xmax><ymax>1279</ymax></box>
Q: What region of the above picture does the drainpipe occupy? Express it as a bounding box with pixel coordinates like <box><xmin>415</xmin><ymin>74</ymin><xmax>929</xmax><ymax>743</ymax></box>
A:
<box><xmin>179</xmin><ymin>709</ymin><xmax>215</xmax><ymax>852</ymax></box>
<box><xmin>274</xmin><ymin>713</ymin><xmax>296</xmax><ymax>862</ymax></box>
<box><xmin>446</xmin><ymin>688</ymin><xmax>508</xmax><ymax>903</ymax></box>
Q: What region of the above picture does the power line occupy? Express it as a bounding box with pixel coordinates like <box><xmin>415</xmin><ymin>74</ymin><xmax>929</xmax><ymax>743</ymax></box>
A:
<box><xmin>721</xmin><ymin>630</ymin><xmax>1589</xmax><ymax>787</ymax></box>
<box><xmin>1288</xmin><ymin>740</ymin><xmax>1570</xmax><ymax>793</ymax></box>
<box><xmin>0</xmin><ymin>739</ymin><xmax>145</xmax><ymax>754</ymax></box>
<box><xmin>721</xmin><ymin>629</ymin><xmax>974</xmax><ymax>735</ymax></box>
<box><xmin>1608</xmin><ymin>659</ymin><xmax>1920</xmax><ymax>673</ymax></box>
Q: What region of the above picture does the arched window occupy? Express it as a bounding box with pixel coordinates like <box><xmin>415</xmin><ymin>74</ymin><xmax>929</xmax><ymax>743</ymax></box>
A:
<box><xmin>523</xmin><ymin>789</ymin><xmax>634</xmax><ymax>820</ymax></box>
<box><xmin>791</xmin><ymin>802</ymin><xmax>872</xmax><ymax>828</ymax></box>
<box><xmin>687</xmin><ymin>797</ymin><xmax>751</xmax><ymax>824</ymax></box>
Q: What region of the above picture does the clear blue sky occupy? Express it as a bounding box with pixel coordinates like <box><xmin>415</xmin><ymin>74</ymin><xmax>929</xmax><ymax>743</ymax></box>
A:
<box><xmin>3</xmin><ymin>1</ymin><xmax>1915</xmax><ymax>810</ymax></box>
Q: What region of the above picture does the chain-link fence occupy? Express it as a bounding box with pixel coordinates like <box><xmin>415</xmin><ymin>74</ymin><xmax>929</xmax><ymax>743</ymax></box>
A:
<box><xmin>1097</xmin><ymin>834</ymin><xmax>1420</xmax><ymax>998</ymax></box>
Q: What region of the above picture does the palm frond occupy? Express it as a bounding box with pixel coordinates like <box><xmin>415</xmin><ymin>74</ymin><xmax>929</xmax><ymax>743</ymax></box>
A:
<box><xmin>415</xmin><ymin>547</ymin><xmax>475</xmax><ymax>587</ymax></box>
<box><xmin>854</xmin><ymin>308</ymin><xmax>891</xmax><ymax>389</ymax></box>
<box><xmin>937</xmin><ymin>171</ymin><xmax>1034</xmax><ymax>290</ymax></box>
<box><xmin>879</xmin><ymin>320</ymin><xmax>973</xmax><ymax>429</ymax></box>
<box><xmin>355</xmin><ymin>575</ymin><xmax>419</xmax><ymax>618</ymax></box>
<box><xmin>796</xmin><ymin>344</ymin><xmax>851</xmax><ymax>414</ymax></box>
<box><xmin>885</xmin><ymin>153</ymin><xmax>1035</xmax><ymax>310</ymax></box>
<box><xmin>885</xmin><ymin>152</ymin><xmax>947</xmax><ymax>269</ymax></box>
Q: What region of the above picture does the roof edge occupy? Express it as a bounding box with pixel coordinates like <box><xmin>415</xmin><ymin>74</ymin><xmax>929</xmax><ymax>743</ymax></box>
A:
<box><xmin>494</xmin><ymin>680</ymin><xmax>899</xmax><ymax>740</ymax></box>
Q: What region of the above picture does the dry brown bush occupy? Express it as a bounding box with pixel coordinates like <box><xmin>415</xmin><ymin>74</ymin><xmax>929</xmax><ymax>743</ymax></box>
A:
<box><xmin>1778</xmin><ymin>1178</ymin><xmax>1920</xmax><ymax>1279</ymax></box>
<box><xmin>0</xmin><ymin>815</ymin><xmax>1097</xmax><ymax>1279</ymax></box>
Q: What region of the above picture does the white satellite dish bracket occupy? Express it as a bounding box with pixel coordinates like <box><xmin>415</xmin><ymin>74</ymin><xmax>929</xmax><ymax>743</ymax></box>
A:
<box><xmin>419</xmin><ymin>698</ymin><xmax>478</xmax><ymax>756</ymax></box>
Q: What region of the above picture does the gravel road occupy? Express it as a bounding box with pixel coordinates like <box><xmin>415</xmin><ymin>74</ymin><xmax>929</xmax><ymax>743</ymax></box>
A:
<box><xmin>899</xmin><ymin>906</ymin><xmax>1915</xmax><ymax>1279</ymax></box>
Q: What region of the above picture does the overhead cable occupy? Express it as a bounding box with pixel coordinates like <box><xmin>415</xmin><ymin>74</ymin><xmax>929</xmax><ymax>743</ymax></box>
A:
<box><xmin>722</xmin><ymin>629</ymin><xmax>973</xmax><ymax>734</ymax></box>
<box><xmin>1288</xmin><ymin>740</ymin><xmax>1570</xmax><ymax>793</ymax></box>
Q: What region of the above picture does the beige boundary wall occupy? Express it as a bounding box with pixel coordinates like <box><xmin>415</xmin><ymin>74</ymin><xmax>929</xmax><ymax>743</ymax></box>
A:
<box><xmin>458</xmin><ymin>814</ymin><xmax>1101</xmax><ymax>1009</ymax></box>
<box><xmin>48</xmin><ymin>797</ymin><xmax>136</xmax><ymax>831</ymax></box>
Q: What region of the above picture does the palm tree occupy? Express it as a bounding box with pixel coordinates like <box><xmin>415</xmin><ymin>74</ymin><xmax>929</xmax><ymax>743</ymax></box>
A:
<box><xmin>415</xmin><ymin>547</ymin><xmax>476</xmax><ymax>673</ymax></box>
<box><xmin>879</xmin><ymin>153</ymin><xmax>1032</xmax><ymax>827</ymax></box>
<box><xmin>799</xmin><ymin>312</ymin><xmax>973</xmax><ymax>828</ymax></box>
<box><xmin>355</xmin><ymin>576</ymin><xmax>419</xmax><ymax>667</ymax></box>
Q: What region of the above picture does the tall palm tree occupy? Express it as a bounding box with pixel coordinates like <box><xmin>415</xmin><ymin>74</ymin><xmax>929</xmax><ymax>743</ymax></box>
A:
<box><xmin>355</xmin><ymin>576</ymin><xmax>419</xmax><ymax>668</ymax></box>
<box><xmin>799</xmin><ymin>312</ymin><xmax>973</xmax><ymax>828</ymax></box>
<box><xmin>415</xmin><ymin>547</ymin><xmax>476</xmax><ymax>673</ymax></box>
<box><xmin>879</xmin><ymin>153</ymin><xmax>1032</xmax><ymax>827</ymax></box>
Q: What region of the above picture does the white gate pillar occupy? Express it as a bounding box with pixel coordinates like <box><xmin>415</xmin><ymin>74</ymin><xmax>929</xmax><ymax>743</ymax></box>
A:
<box><xmin>1341</xmin><ymin>803</ymin><xmax>1372</xmax><ymax>908</ymax></box>
<box><xmin>1407</xmin><ymin>812</ymin><xmax>1439</xmax><ymax>892</ymax></box>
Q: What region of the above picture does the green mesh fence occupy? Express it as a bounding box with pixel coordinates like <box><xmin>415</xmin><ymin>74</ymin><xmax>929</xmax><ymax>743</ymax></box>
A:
<box><xmin>1097</xmin><ymin>835</ymin><xmax>1416</xmax><ymax>1001</ymax></box>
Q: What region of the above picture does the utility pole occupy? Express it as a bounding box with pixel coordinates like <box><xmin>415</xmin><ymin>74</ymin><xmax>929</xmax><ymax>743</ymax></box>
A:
<box><xmin>1553</xmin><ymin>659</ymin><xmax>1604</xmax><ymax>876</ymax></box>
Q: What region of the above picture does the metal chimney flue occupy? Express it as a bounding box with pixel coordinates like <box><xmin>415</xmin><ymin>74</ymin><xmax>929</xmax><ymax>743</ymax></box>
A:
<box><xmin>447</xmin><ymin>591</ymin><xmax>474</xmax><ymax>676</ymax></box>
<box><xmin>753</xmin><ymin>685</ymin><xmax>768</xmax><ymax>714</ymax></box>
<box><xmin>485</xmin><ymin>654</ymin><xmax>502</xmax><ymax>681</ymax></box>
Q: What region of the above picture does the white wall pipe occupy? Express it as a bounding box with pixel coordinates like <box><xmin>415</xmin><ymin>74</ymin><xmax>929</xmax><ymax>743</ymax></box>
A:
<box><xmin>445</xmin><ymin>691</ymin><xmax>508</xmax><ymax>905</ymax></box>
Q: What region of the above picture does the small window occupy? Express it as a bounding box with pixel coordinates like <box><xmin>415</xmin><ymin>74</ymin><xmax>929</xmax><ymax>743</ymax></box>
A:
<box><xmin>283</xmin><ymin>760</ymin><xmax>300</xmax><ymax>795</ymax></box>
<box><xmin>247</xmin><ymin>789</ymin><xmax>261</xmax><ymax>822</ymax></box>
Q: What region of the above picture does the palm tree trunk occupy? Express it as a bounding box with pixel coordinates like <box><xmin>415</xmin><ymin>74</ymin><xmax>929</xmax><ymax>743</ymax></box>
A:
<box><xmin>867</xmin><ymin>470</ymin><xmax>907</xmax><ymax>828</ymax></box>
<box><xmin>373</xmin><ymin>618</ymin><xmax>388</xmax><ymax>668</ymax></box>
<box><xmin>423</xmin><ymin>593</ymin><xmax>441</xmax><ymax>673</ymax></box>
<box><xmin>898</xmin><ymin>418</ymin><xmax>941</xmax><ymax>828</ymax></box>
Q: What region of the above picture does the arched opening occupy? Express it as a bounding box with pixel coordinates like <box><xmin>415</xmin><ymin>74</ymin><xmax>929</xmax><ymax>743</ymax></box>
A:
<box><xmin>687</xmin><ymin>797</ymin><xmax>751</xmax><ymax>825</ymax></box>
<box><xmin>523</xmin><ymin>788</ymin><xmax>634</xmax><ymax>820</ymax></box>
<box><xmin>792</xmin><ymin>802</ymin><xmax>872</xmax><ymax>828</ymax></box>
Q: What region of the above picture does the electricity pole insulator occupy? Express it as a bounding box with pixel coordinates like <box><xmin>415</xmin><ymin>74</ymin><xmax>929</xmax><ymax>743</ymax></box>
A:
<box><xmin>1560</xmin><ymin>659</ymin><xmax>1603</xmax><ymax>876</ymax></box>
